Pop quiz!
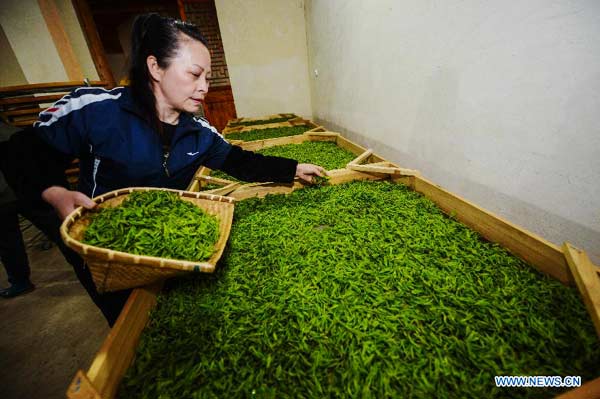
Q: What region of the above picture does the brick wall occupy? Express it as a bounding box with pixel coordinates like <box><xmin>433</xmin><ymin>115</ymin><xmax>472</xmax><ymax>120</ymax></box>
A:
<box><xmin>184</xmin><ymin>1</ymin><xmax>230</xmax><ymax>87</ymax></box>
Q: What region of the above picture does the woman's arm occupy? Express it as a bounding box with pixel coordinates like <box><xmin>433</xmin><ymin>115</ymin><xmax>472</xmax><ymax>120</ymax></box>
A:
<box><xmin>219</xmin><ymin>145</ymin><xmax>325</xmax><ymax>184</ymax></box>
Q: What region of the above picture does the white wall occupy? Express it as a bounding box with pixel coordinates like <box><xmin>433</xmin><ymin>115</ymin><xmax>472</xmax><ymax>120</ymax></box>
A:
<box><xmin>0</xmin><ymin>24</ymin><xmax>27</xmax><ymax>86</ymax></box>
<box><xmin>0</xmin><ymin>0</ymin><xmax>99</xmax><ymax>84</ymax></box>
<box><xmin>306</xmin><ymin>0</ymin><xmax>600</xmax><ymax>262</ymax></box>
<box><xmin>215</xmin><ymin>0</ymin><xmax>312</xmax><ymax>119</ymax></box>
<box><xmin>0</xmin><ymin>0</ymin><xmax>68</xmax><ymax>83</ymax></box>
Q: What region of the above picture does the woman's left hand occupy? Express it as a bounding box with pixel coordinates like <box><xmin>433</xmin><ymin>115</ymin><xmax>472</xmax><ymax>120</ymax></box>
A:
<box><xmin>295</xmin><ymin>163</ymin><xmax>327</xmax><ymax>184</ymax></box>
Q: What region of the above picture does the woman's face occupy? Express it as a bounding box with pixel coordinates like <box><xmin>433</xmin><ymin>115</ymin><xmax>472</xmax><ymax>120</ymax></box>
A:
<box><xmin>150</xmin><ymin>36</ymin><xmax>211</xmax><ymax>116</ymax></box>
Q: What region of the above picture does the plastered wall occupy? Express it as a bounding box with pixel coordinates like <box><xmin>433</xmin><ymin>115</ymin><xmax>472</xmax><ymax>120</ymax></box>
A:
<box><xmin>0</xmin><ymin>0</ymin><xmax>67</xmax><ymax>83</ymax></box>
<box><xmin>215</xmin><ymin>0</ymin><xmax>312</xmax><ymax>119</ymax></box>
<box><xmin>305</xmin><ymin>1</ymin><xmax>600</xmax><ymax>262</ymax></box>
<box><xmin>0</xmin><ymin>0</ymin><xmax>98</xmax><ymax>85</ymax></box>
<box><xmin>0</xmin><ymin>24</ymin><xmax>27</xmax><ymax>86</ymax></box>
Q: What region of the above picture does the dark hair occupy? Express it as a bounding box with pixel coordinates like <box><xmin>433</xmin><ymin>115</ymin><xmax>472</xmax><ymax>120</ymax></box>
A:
<box><xmin>129</xmin><ymin>13</ymin><xmax>208</xmax><ymax>130</ymax></box>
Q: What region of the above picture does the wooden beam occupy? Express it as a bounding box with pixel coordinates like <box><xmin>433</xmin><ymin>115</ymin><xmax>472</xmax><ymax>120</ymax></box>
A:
<box><xmin>335</xmin><ymin>135</ymin><xmax>368</xmax><ymax>157</ymax></box>
<box><xmin>347</xmin><ymin>149</ymin><xmax>373</xmax><ymax>166</ymax></box>
<box><xmin>413</xmin><ymin>176</ymin><xmax>572</xmax><ymax>285</ymax></box>
<box><xmin>223</xmin><ymin>168</ymin><xmax>386</xmax><ymax>201</ymax></box>
<box><xmin>38</xmin><ymin>0</ymin><xmax>84</xmax><ymax>81</ymax></box>
<box><xmin>67</xmin><ymin>283</ymin><xmax>162</xmax><ymax>399</ymax></box>
<box><xmin>238</xmin><ymin>134</ymin><xmax>307</xmax><ymax>152</ymax></box>
<box><xmin>348</xmin><ymin>163</ymin><xmax>419</xmax><ymax>177</ymax></box>
<box><xmin>71</xmin><ymin>0</ymin><xmax>116</xmax><ymax>87</ymax></box>
<box><xmin>305</xmin><ymin>125</ymin><xmax>326</xmax><ymax>133</ymax></box>
<box><xmin>0</xmin><ymin>81</ymin><xmax>106</xmax><ymax>97</ymax></box>
<box><xmin>556</xmin><ymin>376</ymin><xmax>600</xmax><ymax>399</ymax></box>
<box><xmin>66</xmin><ymin>370</ymin><xmax>101</xmax><ymax>399</ymax></box>
<box><xmin>203</xmin><ymin>182</ymin><xmax>242</xmax><ymax>196</ymax></box>
<box><xmin>196</xmin><ymin>175</ymin><xmax>238</xmax><ymax>186</ymax></box>
<box><xmin>563</xmin><ymin>243</ymin><xmax>600</xmax><ymax>338</ymax></box>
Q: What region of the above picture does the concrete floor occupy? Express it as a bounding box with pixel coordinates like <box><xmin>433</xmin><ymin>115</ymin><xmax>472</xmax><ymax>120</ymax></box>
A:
<box><xmin>0</xmin><ymin>223</ymin><xmax>109</xmax><ymax>399</ymax></box>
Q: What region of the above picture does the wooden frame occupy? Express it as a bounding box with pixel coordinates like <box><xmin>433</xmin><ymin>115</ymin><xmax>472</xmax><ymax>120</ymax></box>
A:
<box><xmin>66</xmin><ymin>130</ymin><xmax>600</xmax><ymax>399</ymax></box>
<box><xmin>222</xmin><ymin>114</ymin><xmax>308</xmax><ymax>135</ymax></box>
<box><xmin>67</xmin><ymin>283</ymin><xmax>162</xmax><ymax>399</ymax></box>
<box><xmin>225</xmin><ymin>113</ymin><xmax>297</xmax><ymax>127</ymax></box>
<box><xmin>0</xmin><ymin>81</ymin><xmax>109</xmax><ymax>126</ymax></box>
<box><xmin>187</xmin><ymin>129</ymin><xmax>387</xmax><ymax>193</ymax></box>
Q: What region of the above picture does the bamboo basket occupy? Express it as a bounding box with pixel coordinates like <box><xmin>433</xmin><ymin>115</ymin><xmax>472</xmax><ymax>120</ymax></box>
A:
<box><xmin>60</xmin><ymin>187</ymin><xmax>235</xmax><ymax>293</ymax></box>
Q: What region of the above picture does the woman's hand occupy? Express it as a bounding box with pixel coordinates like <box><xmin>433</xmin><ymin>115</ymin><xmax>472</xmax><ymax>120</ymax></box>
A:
<box><xmin>295</xmin><ymin>163</ymin><xmax>327</xmax><ymax>184</ymax></box>
<box><xmin>41</xmin><ymin>186</ymin><xmax>97</xmax><ymax>220</ymax></box>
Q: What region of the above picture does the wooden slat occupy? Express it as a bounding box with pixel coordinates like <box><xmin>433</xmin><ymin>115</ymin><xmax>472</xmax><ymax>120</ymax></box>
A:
<box><xmin>187</xmin><ymin>178</ymin><xmax>200</xmax><ymax>192</ymax></box>
<box><xmin>305</xmin><ymin>125</ymin><xmax>326</xmax><ymax>133</ymax></box>
<box><xmin>413</xmin><ymin>176</ymin><xmax>572</xmax><ymax>285</ymax></box>
<box><xmin>348</xmin><ymin>163</ymin><xmax>419</xmax><ymax>177</ymax></box>
<box><xmin>556</xmin><ymin>376</ymin><xmax>600</xmax><ymax>399</ymax></box>
<box><xmin>3</xmin><ymin>107</ymin><xmax>43</xmax><ymax>117</ymax></box>
<box><xmin>68</xmin><ymin>283</ymin><xmax>162</xmax><ymax>399</ymax></box>
<box><xmin>240</xmin><ymin>121</ymin><xmax>294</xmax><ymax>131</ymax></box>
<box><xmin>223</xmin><ymin>168</ymin><xmax>386</xmax><ymax>201</ymax></box>
<box><xmin>227</xmin><ymin>113</ymin><xmax>293</xmax><ymax>126</ymax></box>
<box><xmin>203</xmin><ymin>182</ymin><xmax>242</xmax><ymax>196</ymax></box>
<box><xmin>196</xmin><ymin>175</ymin><xmax>238</xmax><ymax>186</ymax></box>
<box><xmin>304</xmin><ymin>131</ymin><xmax>340</xmax><ymax>139</ymax></box>
<box><xmin>13</xmin><ymin>119</ymin><xmax>38</xmax><ymax>127</ymax></box>
<box><xmin>305</xmin><ymin>134</ymin><xmax>338</xmax><ymax>143</ymax></box>
<box><xmin>335</xmin><ymin>135</ymin><xmax>368</xmax><ymax>157</ymax></box>
<box><xmin>238</xmin><ymin>134</ymin><xmax>308</xmax><ymax>152</ymax></box>
<box><xmin>563</xmin><ymin>243</ymin><xmax>600</xmax><ymax>338</ymax></box>
<box><xmin>66</xmin><ymin>370</ymin><xmax>101</xmax><ymax>399</ymax></box>
<box><xmin>0</xmin><ymin>81</ymin><xmax>106</xmax><ymax>96</ymax></box>
<box><xmin>0</xmin><ymin>94</ymin><xmax>64</xmax><ymax>106</ymax></box>
<box><xmin>347</xmin><ymin>149</ymin><xmax>373</xmax><ymax>166</ymax></box>
<box><xmin>222</xmin><ymin>125</ymin><xmax>244</xmax><ymax>134</ymax></box>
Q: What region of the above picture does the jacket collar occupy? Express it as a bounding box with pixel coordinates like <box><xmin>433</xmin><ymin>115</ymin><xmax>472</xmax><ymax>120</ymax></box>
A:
<box><xmin>118</xmin><ymin>87</ymin><xmax>196</xmax><ymax>130</ymax></box>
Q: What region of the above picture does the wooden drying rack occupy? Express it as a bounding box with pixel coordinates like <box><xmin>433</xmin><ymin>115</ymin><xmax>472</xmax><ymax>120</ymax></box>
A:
<box><xmin>66</xmin><ymin>121</ymin><xmax>600</xmax><ymax>399</ymax></box>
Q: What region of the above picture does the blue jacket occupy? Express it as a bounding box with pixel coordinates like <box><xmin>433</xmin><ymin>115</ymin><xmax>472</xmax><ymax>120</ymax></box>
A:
<box><xmin>34</xmin><ymin>86</ymin><xmax>231</xmax><ymax>197</ymax></box>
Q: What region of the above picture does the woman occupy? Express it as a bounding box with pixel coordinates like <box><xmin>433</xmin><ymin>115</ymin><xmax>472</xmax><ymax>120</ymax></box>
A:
<box><xmin>0</xmin><ymin>14</ymin><xmax>324</xmax><ymax>325</ymax></box>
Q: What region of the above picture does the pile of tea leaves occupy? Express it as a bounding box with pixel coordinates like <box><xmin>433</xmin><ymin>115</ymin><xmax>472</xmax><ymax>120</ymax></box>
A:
<box><xmin>224</xmin><ymin>125</ymin><xmax>310</xmax><ymax>142</ymax></box>
<box><xmin>119</xmin><ymin>181</ymin><xmax>600</xmax><ymax>398</ymax></box>
<box><xmin>83</xmin><ymin>190</ymin><xmax>219</xmax><ymax>262</ymax></box>
<box><xmin>228</xmin><ymin>116</ymin><xmax>292</xmax><ymax>127</ymax></box>
<box><xmin>209</xmin><ymin>141</ymin><xmax>355</xmax><ymax>184</ymax></box>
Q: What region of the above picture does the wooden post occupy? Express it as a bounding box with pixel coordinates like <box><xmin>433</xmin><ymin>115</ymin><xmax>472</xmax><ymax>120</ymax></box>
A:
<box><xmin>556</xmin><ymin>376</ymin><xmax>600</xmax><ymax>399</ymax></box>
<box><xmin>563</xmin><ymin>243</ymin><xmax>600</xmax><ymax>338</ymax></box>
<box><xmin>66</xmin><ymin>283</ymin><xmax>162</xmax><ymax>399</ymax></box>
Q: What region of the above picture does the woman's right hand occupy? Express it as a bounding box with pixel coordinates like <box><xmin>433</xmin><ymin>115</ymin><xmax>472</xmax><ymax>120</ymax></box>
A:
<box><xmin>41</xmin><ymin>186</ymin><xmax>97</xmax><ymax>220</ymax></box>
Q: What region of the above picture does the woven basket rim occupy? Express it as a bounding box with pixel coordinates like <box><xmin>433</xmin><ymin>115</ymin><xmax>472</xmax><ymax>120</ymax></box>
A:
<box><xmin>59</xmin><ymin>187</ymin><xmax>235</xmax><ymax>272</ymax></box>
